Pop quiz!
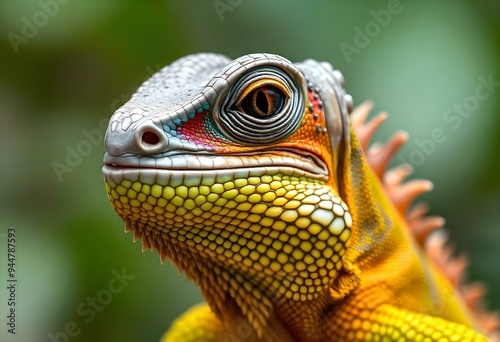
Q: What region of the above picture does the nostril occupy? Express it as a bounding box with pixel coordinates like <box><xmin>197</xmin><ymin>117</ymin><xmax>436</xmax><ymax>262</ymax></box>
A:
<box><xmin>135</xmin><ymin>125</ymin><xmax>168</xmax><ymax>154</ymax></box>
<box><xmin>142</xmin><ymin>131</ymin><xmax>160</xmax><ymax>145</ymax></box>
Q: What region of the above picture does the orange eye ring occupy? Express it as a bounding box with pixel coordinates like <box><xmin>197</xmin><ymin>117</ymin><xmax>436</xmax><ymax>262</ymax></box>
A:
<box><xmin>236</xmin><ymin>79</ymin><xmax>291</xmax><ymax>118</ymax></box>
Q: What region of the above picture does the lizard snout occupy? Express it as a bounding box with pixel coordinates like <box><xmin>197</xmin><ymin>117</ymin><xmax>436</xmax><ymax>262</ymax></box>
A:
<box><xmin>105</xmin><ymin>119</ymin><xmax>170</xmax><ymax>157</ymax></box>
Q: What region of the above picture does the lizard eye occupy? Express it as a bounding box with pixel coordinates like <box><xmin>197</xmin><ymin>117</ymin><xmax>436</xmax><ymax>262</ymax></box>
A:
<box><xmin>212</xmin><ymin>66</ymin><xmax>305</xmax><ymax>145</ymax></box>
<box><xmin>237</xmin><ymin>81</ymin><xmax>288</xmax><ymax>118</ymax></box>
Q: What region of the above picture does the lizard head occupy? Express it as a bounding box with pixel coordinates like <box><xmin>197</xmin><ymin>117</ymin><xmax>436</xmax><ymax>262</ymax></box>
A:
<box><xmin>103</xmin><ymin>53</ymin><xmax>358</xmax><ymax>333</ymax></box>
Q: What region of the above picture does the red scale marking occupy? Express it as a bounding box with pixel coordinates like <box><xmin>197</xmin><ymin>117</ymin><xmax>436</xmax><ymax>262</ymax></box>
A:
<box><xmin>308</xmin><ymin>90</ymin><xmax>322</xmax><ymax>113</ymax></box>
<box><xmin>176</xmin><ymin>111</ymin><xmax>227</xmax><ymax>148</ymax></box>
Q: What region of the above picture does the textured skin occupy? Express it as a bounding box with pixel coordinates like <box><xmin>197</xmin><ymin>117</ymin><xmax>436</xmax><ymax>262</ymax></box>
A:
<box><xmin>103</xmin><ymin>53</ymin><xmax>490</xmax><ymax>341</ymax></box>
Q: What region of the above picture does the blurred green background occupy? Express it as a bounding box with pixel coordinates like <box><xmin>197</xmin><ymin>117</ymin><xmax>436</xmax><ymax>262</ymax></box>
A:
<box><xmin>0</xmin><ymin>1</ymin><xmax>498</xmax><ymax>341</ymax></box>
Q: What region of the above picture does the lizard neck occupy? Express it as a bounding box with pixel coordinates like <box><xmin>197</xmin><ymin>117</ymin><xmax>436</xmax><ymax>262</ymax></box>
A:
<box><xmin>131</xmin><ymin>220</ymin><xmax>357</xmax><ymax>340</ymax></box>
<box><xmin>339</xmin><ymin>127</ymin><xmax>400</xmax><ymax>266</ymax></box>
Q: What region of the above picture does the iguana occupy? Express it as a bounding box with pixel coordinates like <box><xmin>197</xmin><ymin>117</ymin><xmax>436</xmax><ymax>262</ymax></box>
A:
<box><xmin>103</xmin><ymin>53</ymin><xmax>499</xmax><ymax>341</ymax></box>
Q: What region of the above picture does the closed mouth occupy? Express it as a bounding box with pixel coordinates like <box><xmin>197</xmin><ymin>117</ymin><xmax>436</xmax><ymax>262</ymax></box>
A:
<box><xmin>104</xmin><ymin>148</ymin><xmax>328</xmax><ymax>178</ymax></box>
<box><xmin>102</xmin><ymin>149</ymin><xmax>329</xmax><ymax>188</ymax></box>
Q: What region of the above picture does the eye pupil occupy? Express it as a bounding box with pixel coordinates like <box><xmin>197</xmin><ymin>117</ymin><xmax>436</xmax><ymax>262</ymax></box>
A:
<box><xmin>241</xmin><ymin>86</ymin><xmax>285</xmax><ymax>118</ymax></box>
<box><xmin>255</xmin><ymin>90</ymin><xmax>269</xmax><ymax>114</ymax></box>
